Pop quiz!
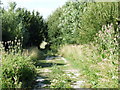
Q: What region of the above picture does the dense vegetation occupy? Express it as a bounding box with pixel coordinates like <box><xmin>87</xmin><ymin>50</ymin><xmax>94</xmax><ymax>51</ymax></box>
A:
<box><xmin>0</xmin><ymin>1</ymin><xmax>119</xmax><ymax>88</ymax></box>
<box><xmin>59</xmin><ymin>24</ymin><xmax>119</xmax><ymax>88</ymax></box>
<box><xmin>1</xmin><ymin>2</ymin><xmax>47</xmax><ymax>88</ymax></box>
<box><xmin>2</xmin><ymin>2</ymin><xmax>47</xmax><ymax>49</ymax></box>
<box><xmin>47</xmin><ymin>1</ymin><xmax>118</xmax><ymax>51</ymax></box>
<box><xmin>0</xmin><ymin>40</ymin><xmax>36</xmax><ymax>88</ymax></box>
<box><xmin>47</xmin><ymin>1</ymin><xmax>119</xmax><ymax>88</ymax></box>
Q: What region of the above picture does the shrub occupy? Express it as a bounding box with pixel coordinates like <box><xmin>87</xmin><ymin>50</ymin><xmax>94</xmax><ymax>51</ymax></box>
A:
<box><xmin>47</xmin><ymin>1</ymin><xmax>118</xmax><ymax>51</ymax></box>
<box><xmin>79</xmin><ymin>2</ymin><xmax>118</xmax><ymax>43</ymax></box>
<box><xmin>1</xmin><ymin>40</ymin><xmax>36</xmax><ymax>88</ymax></box>
<box><xmin>94</xmin><ymin>23</ymin><xmax>119</xmax><ymax>61</ymax></box>
<box><xmin>58</xmin><ymin>24</ymin><xmax>119</xmax><ymax>88</ymax></box>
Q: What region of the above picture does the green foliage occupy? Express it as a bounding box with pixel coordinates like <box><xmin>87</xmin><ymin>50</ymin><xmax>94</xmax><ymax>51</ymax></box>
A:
<box><xmin>1</xmin><ymin>2</ymin><xmax>48</xmax><ymax>48</ymax></box>
<box><xmin>94</xmin><ymin>24</ymin><xmax>119</xmax><ymax>60</ymax></box>
<box><xmin>1</xmin><ymin>40</ymin><xmax>36</xmax><ymax>88</ymax></box>
<box><xmin>47</xmin><ymin>1</ymin><xmax>118</xmax><ymax>51</ymax></box>
<box><xmin>2</xmin><ymin>2</ymin><xmax>23</xmax><ymax>42</ymax></box>
<box><xmin>16</xmin><ymin>8</ymin><xmax>48</xmax><ymax>48</ymax></box>
<box><xmin>58</xmin><ymin>24</ymin><xmax>119</xmax><ymax>88</ymax></box>
<box><xmin>57</xmin><ymin>1</ymin><xmax>84</xmax><ymax>44</ymax></box>
<box><xmin>79</xmin><ymin>2</ymin><xmax>118</xmax><ymax>43</ymax></box>
<box><xmin>47</xmin><ymin>7</ymin><xmax>63</xmax><ymax>52</ymax></box>
<box><xmin>50</xmin><ymin>65</ymin><xmax>72</xmax><ymax>88</ymax></box>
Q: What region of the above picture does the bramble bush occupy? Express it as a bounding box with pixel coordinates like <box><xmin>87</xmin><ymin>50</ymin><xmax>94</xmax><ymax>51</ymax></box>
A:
<box><xmin>1</xmin><ymin>39</ymin><xmax>36</xmax><ymax>88</ymax></box>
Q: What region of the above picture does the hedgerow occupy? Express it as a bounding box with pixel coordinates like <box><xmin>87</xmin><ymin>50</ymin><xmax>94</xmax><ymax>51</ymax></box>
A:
<box><xmin>47</xmin><ymin>1</ymin><xmax>118</xmax><ymax>51</ymax></box>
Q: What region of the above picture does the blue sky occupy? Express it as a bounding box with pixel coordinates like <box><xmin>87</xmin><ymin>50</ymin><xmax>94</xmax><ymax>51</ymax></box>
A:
<box><xmin>2</xmin><ymin>0</ymin><xmax>68</xmax><ymax>19</ymax></box>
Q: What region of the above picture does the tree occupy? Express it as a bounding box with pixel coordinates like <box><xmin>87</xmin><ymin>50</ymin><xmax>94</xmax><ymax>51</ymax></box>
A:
<box><xmin>47</xmin><ymin>1</ymin><xmax>118</xmax><ymax>52</ymax></box>
<box><xmin>2</xmin><ymin>2</ymin><xmax>48</xmax><ymax>49</ymax></box>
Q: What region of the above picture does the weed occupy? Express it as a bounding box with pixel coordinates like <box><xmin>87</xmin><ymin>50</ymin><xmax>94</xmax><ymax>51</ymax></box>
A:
<box><xmin>1</xmin><ymin>39</ymin><xmax>36</xmax><ymax>88</ymax></box>
<box><xmin>58</xmin><ymin>24</ymin><xmax>118</xmax><ymax>88</ymax></box>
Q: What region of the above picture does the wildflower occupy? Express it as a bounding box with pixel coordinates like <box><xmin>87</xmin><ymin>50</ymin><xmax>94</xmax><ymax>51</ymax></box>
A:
<box><xmin>112</xmin><ymin>76</ymin><xmax>118</xmax><ymax>79</ymax></box>
<box><xmin>102</xmin><ymin>58</ymin><xmax>107</xmax><ymax>61</ymax></box>
<box><xmin>18</xmin><ymin>40</ymin><xmax>20</xmax><ymax>42</ymax></box>
<box><xmin>8</xmin><ymin>46</ymin><xmax>11</xmax><ymax>49</ymax></box>
<box><xmin>15</xmin><ymin>37</ymin><xmax>17</xmax><ymax>39</ymax></box>
<box><xmin>15</xmin><ymin>40</ymin><xmax>17</xmax><ymax>42</ymax></box>
<box><xmin>106</xmin><ymin>29</ymin><xmax>110</xmax><ymax>33</ymax></box>
<box><xmin>17</xmin><ymin>42</ymin><xmax>20</xmax><ymax>45</ymax></box>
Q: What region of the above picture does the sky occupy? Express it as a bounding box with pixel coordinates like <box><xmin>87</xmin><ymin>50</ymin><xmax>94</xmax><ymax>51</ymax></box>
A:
<box><xmin>1</xmin><ymin>0</ymin><xmax>68</xmax><ymax>19</ymax></box>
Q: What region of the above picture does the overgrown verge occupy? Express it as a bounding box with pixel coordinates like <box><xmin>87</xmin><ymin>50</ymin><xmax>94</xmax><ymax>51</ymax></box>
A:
<box><xmin>0</xmin><ymin>40</ymin><xmax>36</xmax><ymax>88</ymax></box>
<box><xmin>58</xmin><ymin>24</ymin><xmax>119</xmax><ymax>88</ymax></box>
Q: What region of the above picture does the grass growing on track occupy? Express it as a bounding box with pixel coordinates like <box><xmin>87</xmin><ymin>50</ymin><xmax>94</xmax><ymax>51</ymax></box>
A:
<box><xmin>58</xmin><ymin>44</ymin><xmax>118</xmax><ymax>88</ymax></box>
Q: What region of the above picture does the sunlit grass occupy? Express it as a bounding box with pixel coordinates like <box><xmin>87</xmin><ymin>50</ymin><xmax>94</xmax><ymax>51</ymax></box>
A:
<box><xmin>0</xmin><ymin>40</ymin><xmax>36</xmax><ymax>88</ymax></box>
<box><xmin>58</xmin><ymin>44</ymin><xmax>118</xmax><ymax>88</ymax></box>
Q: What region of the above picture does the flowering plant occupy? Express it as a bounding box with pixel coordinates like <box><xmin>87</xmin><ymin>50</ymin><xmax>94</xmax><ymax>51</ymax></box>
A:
<box><xmin>94</xmin><ymin>23</ymin><xmax>119</xmax><ymax>60</ymax></box>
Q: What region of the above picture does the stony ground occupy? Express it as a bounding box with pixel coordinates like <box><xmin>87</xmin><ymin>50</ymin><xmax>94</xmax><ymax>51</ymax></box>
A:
<box><xmin>33</xmin><ymin>56</ymin><xmax>85</xmax><ymax>89</ymax></box>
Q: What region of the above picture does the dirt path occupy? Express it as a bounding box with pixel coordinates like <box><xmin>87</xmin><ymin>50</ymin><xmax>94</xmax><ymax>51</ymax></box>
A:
<box><xmin>33</xmin><ymin>56</ymin><xmax>85</xmax><ymax>89</ymax></box>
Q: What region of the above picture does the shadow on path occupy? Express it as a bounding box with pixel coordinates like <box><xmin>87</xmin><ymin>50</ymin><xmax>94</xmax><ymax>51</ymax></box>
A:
<box><xmin>35</xmin><ymin>62</ymin><xmax>66</xmax><ymax>68</ymax></box>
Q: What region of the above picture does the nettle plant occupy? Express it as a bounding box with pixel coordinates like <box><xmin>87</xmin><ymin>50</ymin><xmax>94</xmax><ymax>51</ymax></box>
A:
<box><xmin>94</xmin><ymin>23</ymin><xmax>119</xmax><ymax>60</ymax></box>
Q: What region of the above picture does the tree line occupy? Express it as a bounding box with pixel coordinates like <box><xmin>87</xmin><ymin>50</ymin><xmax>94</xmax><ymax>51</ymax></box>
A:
<box><xmin>1</xmin><ymin>1</ymin><xmax>119</xmax><ymax>51</ymax></box>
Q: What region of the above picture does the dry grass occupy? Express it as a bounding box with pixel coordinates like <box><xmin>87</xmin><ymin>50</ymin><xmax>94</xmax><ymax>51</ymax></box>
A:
<box><xmin>23</xmin><ymin>47</ymin><xmax>45</xmax><ymax>60</ymax></box>
<box><xmin>58</xmin><ymin>44</ymin><xmax>118</xmax><ymax>88</ymax></box>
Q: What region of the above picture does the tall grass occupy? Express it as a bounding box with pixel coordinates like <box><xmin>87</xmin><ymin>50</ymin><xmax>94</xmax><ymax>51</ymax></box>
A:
<box><xmin>58</xmin><ymin>24</ymin><xmax>119</xmax><ymax>88</ymax></box>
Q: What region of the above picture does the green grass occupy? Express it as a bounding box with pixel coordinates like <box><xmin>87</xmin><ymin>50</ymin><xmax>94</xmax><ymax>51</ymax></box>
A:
<box><xmin>49</xmin><ymin>65</ymin><xmax>72</xmax><ymax>88</ymax></box>
<box><xmin>58</xmin><ymin>44</ymin><xmax>118</xmax><ymax>88</ymax></box>
<box><xmin>34</xmin><ymin>56</ymin><xmax>77</xmax><ymax>88</ymax></box>
<box><xmin>1</xmin><ymin>41</ymin><xmax>36</xmax><ymax>88</ymax></box>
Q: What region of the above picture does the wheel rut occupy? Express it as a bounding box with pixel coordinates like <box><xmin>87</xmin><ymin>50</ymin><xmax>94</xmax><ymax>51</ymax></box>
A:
<box><xmin>33</xmin><ymin>56</ymin><xmax>85</xmax><ymax>89</ymax></box>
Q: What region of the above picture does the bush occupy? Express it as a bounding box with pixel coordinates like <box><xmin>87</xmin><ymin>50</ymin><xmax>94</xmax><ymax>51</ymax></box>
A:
<box><xmin>47</xmin><ymin>1</ymin><xmax>118</xmax><ymax>51</ymax></box>
<box><xmin>58</xmin><ymin>24</ymin><xmax>119</xmax><ymax>88</ymax></box>
<box><xmin>1</xmin><ymin>40</ymin><xmax>36</xmax><ymax>88</ymax></box>
<box><xmin>79</xmin><ymin>2</ymin><xmax>118</xmax><ymax>43</ymax></box>
<box><xmin>28</xmin><ymin>47</ymin><xmax>45</xmax><ymax>61</ymax></box>
<box><xmin>94</xmin><ymin>23</ymin><xmax>119</xmax><ymax>60</ymax></box>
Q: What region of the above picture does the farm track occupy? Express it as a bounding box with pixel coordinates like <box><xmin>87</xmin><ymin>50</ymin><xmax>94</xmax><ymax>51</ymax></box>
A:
<box><xmin>33</xmin><ymin>56</ymin><xmax>85</xmax><ymax>89</ymax></box>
